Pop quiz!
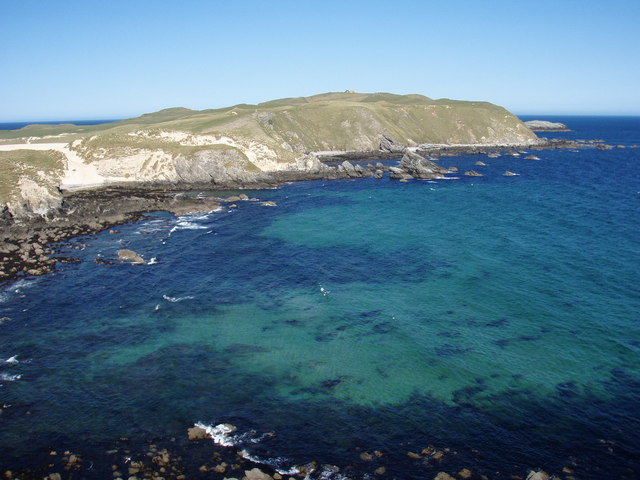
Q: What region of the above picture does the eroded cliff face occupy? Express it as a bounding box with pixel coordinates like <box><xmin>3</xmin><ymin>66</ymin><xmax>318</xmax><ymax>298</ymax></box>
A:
<box><xmin>0</xmin><ymin>92</ymin><xmax>541</xmax><ymax>220</ymax></box>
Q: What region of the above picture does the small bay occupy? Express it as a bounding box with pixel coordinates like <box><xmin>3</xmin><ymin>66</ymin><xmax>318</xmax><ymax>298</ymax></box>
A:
<box><xmin>0</xmin><ymin>117</ymin><xmax>639</xmax><ymax>479</ymax></box>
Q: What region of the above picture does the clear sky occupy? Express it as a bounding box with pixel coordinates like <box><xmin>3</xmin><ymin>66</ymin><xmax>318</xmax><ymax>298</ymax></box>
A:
<box><xmin>1</xmin><ymin>0</ymin><xmax>639</xmax><ymax>121</ymax></box>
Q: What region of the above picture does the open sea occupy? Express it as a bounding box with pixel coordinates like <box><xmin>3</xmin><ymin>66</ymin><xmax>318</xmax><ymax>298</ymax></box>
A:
<box><xmin>0</xmin><ymin>116</ymin><xmax>639</xmax><ymax>479</ymax></box>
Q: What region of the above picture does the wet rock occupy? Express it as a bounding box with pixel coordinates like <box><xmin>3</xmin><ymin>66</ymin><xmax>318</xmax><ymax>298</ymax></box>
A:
<box><xmin>360</xmin><ymin>452</ymin><xmax>373</xmax><ymax>461</ymax></box>
<box><xmin>431</xmin><ymin>451</ymin><xmax>444</xmax><ymax>461</ymax></box>
<box><xmin>503</xmin><ymin>171</ymin><xmax>518</xmax><ymax>176</ymax></box>
<box><xmin>0</xmin><ymin>317</ymin><xmax>11</xmax><ymax>324</ymax></box>
<box><xmin>475</xmin><ymin>161</ymin><xmax>487</xmax><ymax>166</ymax></box>
<box><xmin>596</xmin><ymin>143</ymin><xmax>614</xmax><ymax>150</ymax></box>
<box><xmin>118</xmin><ymin>249</ymin><xmax>145</xmax><ymax>264</ymax></box>
<box><xmin>214</xmin><ymin>463</ymin><xmax>227</xmax><ymax>473</ymax></box>
<box><xmin>464</xmin><ymin>170</ymin><xmax>483</xmax><ymax>177</ymax></box>
<box><xmin>487</xmin><ymin>153</ymin><xmax>501</xmax><ymax>158</ymax></box>
<box><xmin>48</xmin><ymin>474</ymin><xmax>62</xmax><ymax>480</ymax></box>
<box><xmin>448</xmin><ymin>166</ymin><xmax>458</xmax><ymax>172</ymax></box>
<box><xmin>188</xmin><ymin>425</ymin><xmax>210</xmax><ymax>440</ymax></box>
<box><xmin>224</xmin><ymin>196</ymin><xmax>243</xmax><ymax>202</ymax></box>
<box><xmin>433</xmin><ymin>473</ymin><xmax>455</xmax><ymax>480</ymax></box>
<box><xmin>388</xmin><ymin>167</ymin><xmax>412</xmax><ymax>180</ymax></box>
<box><xmin>95</xmin><ymin>257</ymin><xmax>116</xmax><ymax>265</ymax></box>
<box><xmin>525</xmin><ymin>155</ymin><xmax>540</xmax><ymax>160</ymax></box>
<box><xmin>374</xmin><ymin>466</ymin><xmax>386</xmax><ymax>475</ymax></box>
<box><xmin>243</xmin><ymin>467</ymin><xmax>274</xmax><ymax>480</ymax></box>
<box><xmin>525</xmin><ymin>471</ymin><xmax>549</xmax><ymax>480</ymax></box>
<box><xmin>458</xmin><ymin>468</ymin><xmax>472</xmax><ymax>478</ymax></box>
<box><xmin>407</xmin><ymin>451</ymin><xmax>421</xmax><ymax>459</ymax></box>
<box><xmin>261</xmin><ymin>201</ymin><xmax>277</xmax><ymax>207</ymax></box>
<box><xmin>339</xmin><ymin>161</ymin><xmax>358</xmax><ymax>177</ymax></box>
<box><xmin>373</xmin><ymin>169</ymin><xmax>384</xmax><ymax>178</ymax></box>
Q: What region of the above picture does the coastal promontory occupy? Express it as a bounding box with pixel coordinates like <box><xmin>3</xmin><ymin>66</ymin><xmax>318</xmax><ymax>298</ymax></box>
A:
<box><xmin>0</xmin><ymin>92</ymin><xmax>540</xmax><ymax>220</ymax></box>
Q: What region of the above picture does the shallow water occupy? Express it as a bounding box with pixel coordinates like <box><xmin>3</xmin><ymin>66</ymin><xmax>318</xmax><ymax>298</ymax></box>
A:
<box><xmin>1</xmin><ymin>116</ymin><xmax>639</xmax><ymax>478</ymax></box>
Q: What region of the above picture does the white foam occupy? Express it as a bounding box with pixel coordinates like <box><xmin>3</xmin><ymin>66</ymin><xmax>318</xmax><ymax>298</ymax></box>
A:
<box><xmin>239</xmin><ymin>450</ymin><xmax>300</xmax><ymax>476</ymax></box>
<box><xmin>4</xmin><ymin>356</ymin><xmax>18</xmax><ymax>365</ymax></box>
<box><xmin>0</xmin><ymin>373</ymin><xmax>21</xmax><ymax>381</ymax></box>
<box><xmin>196</xmin><ymin>423</ymin><xmax>300</xmax><ymax>475</ymax></box>
<box><xmin>148</xmin><ymin>257</ymin><xmax>158</xmax><ymax>265</ymax></box>
<box><xmin>162</xmin><ymin>294</ymin><xmax>194</xmax><ymax>303</ymax></box>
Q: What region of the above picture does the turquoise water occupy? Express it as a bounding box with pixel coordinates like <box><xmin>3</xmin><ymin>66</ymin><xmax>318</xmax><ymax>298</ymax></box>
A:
<box><xmin>1</xmin><ymin>117</ymin><xmax>639</xmax><ymax>478</ymax></box>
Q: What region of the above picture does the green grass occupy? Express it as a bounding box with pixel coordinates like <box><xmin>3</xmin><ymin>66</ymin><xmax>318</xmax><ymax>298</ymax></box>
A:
<box><xmin>0</xmin><ymin>150</ymin><xmax>65</xmax><ymax>203</ymax></box>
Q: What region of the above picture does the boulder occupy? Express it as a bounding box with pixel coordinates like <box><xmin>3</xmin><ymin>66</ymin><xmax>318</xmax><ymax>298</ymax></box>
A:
<box><xmin>354</xmin><ymin>164</ymin><xmax>372</xmax><ymax>177</ymax></box>
<box><xmin>503</xmin><ymin>171</ymin><xmax>518</xmax><ymax>176</ymax></box>
<box><xmin>243</xmin><ymin>468</ymin><xmax>273</xmax><ymax>480</ymax></box>
<box><xmin>388</xmin><ymin>167</ymin><xmax>412</xmax><ymax>180</ymax></box>
<box><xmin>458</xmin><ymin>468</ymin><xmax>472</xmax><ymax>479</ymax></box>
<box><xmin>117</xmin><ymin>249</ymin><xmax>145</xmax><ymax>265</ymax></box>
<box><xmin>187</xmin><ymin>426</ymin><xmax>209</xmax><ymax>441</ymax></box>
<box><xmin>399</xmin><ymin>150</ymin><xmax>446</xmax><ymax>179</ymax></box>
<box><xmin>261</xmin><ymin>201</ymin><xmax>277</xmax><ymax>207</ymax></box>
<box><xmin>433</xmin><ymin>473</ymin><xmax>455</xmax><ymax>480</ymax></box>
<box><xmin>464</xmin><ymin>170</ymin><xmax>483</xmax><ymax>177</ymax></box>
<box><xmin>448</xmin><ymin>166</ymin><xmax>458</xmax><ymax>172</ymax></box>
<box><xmin>475</xmin><ymin>161</ymin><xmax>487</xmax><ymax>166</ymax></box>
<box><xmin>525</xmin><ymin>155</ymin><xmax>540</xmax><ymax>160</ymax></box>
<box><xmin>339</xmin><ymin>161</ymin><xmax>358</xmax><ymax>178</ymax></box>
<box><xmin>526</xmin><ymin>471</ymin><xmax>549</xmax><ymax>480</ymax></box>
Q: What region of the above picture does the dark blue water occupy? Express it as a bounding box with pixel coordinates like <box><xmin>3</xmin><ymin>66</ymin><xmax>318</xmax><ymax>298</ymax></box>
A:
<box><xmin>0</xmin><ymin>117</ymin><xmax>639</xmax><ymax>479</ymax></box>
<box><xmin>0</xmin><ymin>120</ymin><xmax>119</xmax><ymax>130</ymax></box>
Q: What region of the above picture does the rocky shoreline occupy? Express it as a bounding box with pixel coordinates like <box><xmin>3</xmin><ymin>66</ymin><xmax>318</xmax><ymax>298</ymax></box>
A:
<box><xmin>0</xmin><ymin>137</ymin><xmax>615</xmax><ymax>284</ymax></box>
<box><xmin>0</xmin><ymin>424</ymin><xmax>564</xmax><ymax>480</ymax></box>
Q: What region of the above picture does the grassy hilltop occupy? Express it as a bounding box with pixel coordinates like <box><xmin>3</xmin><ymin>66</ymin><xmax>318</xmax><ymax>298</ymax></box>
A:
<box><xmin>0</xmin><ymin>92</ymin><xmax>539</xmax><ymax>215</ymax></box>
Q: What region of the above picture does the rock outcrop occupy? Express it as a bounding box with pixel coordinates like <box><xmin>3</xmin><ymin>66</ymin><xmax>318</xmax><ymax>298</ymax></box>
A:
<box><xmin>379</xmin><ymin>133</ymin><xmax>406</xmax><ymax>153</ymax></box>
<box><xmin>524</xmin><ymin>120</ymin><xmax>570</xmax><ymax>131</ymax></box>
<box><xmin>117</xmin><ymin>249</ymin><xmax>144</xmax><ymax>264</ymax></box>
<box><xmin>398</xmin><ymin>150</ymin><xmax>447</xmax><ymax>179</ymax></box>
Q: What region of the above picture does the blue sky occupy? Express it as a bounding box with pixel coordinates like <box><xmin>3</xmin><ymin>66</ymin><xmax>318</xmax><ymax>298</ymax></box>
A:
<box><xmin>1</xmin><ymin>0</ymin><xmax>639</xmax><ymax>120</ymax></box>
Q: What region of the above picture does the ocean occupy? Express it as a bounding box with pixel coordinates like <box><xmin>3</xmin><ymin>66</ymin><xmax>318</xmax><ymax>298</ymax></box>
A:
<box><xmin>0</xmin><ymin>116</ymin><xmax>639</xmax><ymax>479</ymax></box>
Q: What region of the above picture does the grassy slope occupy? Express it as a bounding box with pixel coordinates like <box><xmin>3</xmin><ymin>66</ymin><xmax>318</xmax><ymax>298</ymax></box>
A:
<box><xmin>0</xmin><ymin>150</ymin><xmax>65</xmax><ymax>205</ymax></box>
<box><xmin>0</xmin><ymin>93</ymin><xmax>539</xmax><ymax>193</ymax></box>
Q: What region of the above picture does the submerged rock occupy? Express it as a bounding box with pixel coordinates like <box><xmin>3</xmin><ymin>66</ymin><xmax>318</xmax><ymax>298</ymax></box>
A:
<box><xmin>525</xmin><ymin>155</ymin><xmax>540</xmax><ymax>160</ymax></box>
<box><xmin>117</xmin><ymin>249</ymin><xmax>144</xmax><ymax>265</ymax></box>
<box><xmin>475</xmin><ymin>161</ymin><xmax>487</xmax><ymax>166</ymax></box>
<box><xmin>433</xmin><ymin>473</ymin><xmax>455</xmax><ymax>480</ymax></box>
<box><xmin>503</xmin><ymin>171</ymin><xmax>518</xmax><ymax>176</ymax></box>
